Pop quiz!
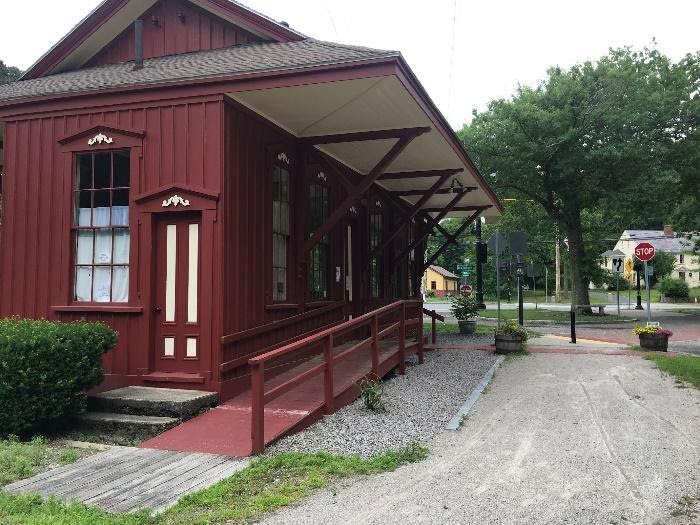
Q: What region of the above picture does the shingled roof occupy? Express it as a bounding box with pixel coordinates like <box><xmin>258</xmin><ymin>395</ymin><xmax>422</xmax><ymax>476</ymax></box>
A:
<box><xmin>620</xmin><ymin>230</ymin><xmax>694</xmax><ymax>253</ymax></box>
<box><xmin>0</xmin><ymin>38</ymin><xmax>398</xmax><ymax>102</ymax></box>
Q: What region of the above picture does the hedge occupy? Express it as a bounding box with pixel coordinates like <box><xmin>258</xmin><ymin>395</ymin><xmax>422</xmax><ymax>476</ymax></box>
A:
<box><xmin>659</xmin><ymin>278</ymin><xmax>690</xmax><ymax>299</ymax></box>
<box><xmin>0</xmin><ymin>318</ymin><xmax>118</xmax><ymax>436</ymax></box>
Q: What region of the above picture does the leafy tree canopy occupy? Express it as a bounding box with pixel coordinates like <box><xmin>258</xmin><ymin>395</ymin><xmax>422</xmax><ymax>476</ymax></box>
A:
<box><xmin>0</xmin><ymin>60</ymin><xmax>21</xmax><ymax>85</ymax></box>
<box><xmin>459</xmin><ymin>45</ymin><xmax>699</xmax><ymax>306</ymax></box>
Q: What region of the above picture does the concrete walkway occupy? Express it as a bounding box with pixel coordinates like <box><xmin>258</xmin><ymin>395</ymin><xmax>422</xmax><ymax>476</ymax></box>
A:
<box><xmin>5</xmin><ymin>446</ymin><xmax>247</xmax><ymax>513</ymax></box>
<box><xmin>261</xmin><ymin>353</ymin><xmax>700</xmax><ymax>525</ymax></box>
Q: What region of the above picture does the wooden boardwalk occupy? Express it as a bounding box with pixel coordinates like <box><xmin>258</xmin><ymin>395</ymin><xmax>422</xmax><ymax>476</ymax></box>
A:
<box><xmin>4</xmin><ymin>446</ymin><xmax>247</xmax><ymax>513</ymax></box>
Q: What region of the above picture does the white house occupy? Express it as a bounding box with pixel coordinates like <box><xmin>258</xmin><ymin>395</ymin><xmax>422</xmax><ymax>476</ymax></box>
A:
<box><xmin>601</xmin><ymin>225</ymin><xmax>699</xmax><ymax>287</ymax></box>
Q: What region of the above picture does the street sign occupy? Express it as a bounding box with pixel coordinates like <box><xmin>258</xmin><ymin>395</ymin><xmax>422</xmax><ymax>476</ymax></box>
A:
<box><xmin>624</xmin><ymin>257</ymin><xmax>634</xmax><ymax>281</ymax></box>
<box><xmin>460</xmin><ymin>284</ymin><xmax>473</xmax><ymax>298</ymax></box>
<box><xmin>611</xmin><ymin>257</ymin><xmax>623</xmax><ymax>274</ymax></box>
<box><xmin>647</xmin><ymin>265</ymin><xmax>654</xmax><ymax>276</ymax></box>
<box><xmin>509</xmin><ymin>232</ymin><xmax>528</xmax><ymax>255</ymax></box>
<box><xmin>635</xmin><ymin>242</ymin><xmax>656</xmax><ymax>261</ymax></box>
<box><xmin>488</xmin><ymin>231</ymin><xmax>506</xmax><ymax>256</ymax></box>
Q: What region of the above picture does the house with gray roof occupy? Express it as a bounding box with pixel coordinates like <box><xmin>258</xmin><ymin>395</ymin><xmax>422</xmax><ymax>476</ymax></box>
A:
<box><xmin>601</xmin><ymin>226</ymin><xmax>699</xmax><ymax>287</ymax></box>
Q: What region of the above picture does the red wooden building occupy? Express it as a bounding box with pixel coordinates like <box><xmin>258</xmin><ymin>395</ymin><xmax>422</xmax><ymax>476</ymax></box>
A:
<box><xmin>0</xmin><ymin>0</ymin><xmax>501</xmax><ymax>409</ymax></box>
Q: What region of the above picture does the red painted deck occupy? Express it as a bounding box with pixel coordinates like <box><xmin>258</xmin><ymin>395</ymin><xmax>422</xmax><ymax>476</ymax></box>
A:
<box><xmin>140</xmin><ymin>340</ymin><xmax>403</xmax><ymax>456</ymax></box>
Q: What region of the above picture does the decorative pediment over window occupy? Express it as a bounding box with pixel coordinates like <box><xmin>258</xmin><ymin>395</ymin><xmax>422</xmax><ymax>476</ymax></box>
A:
<box><xmin>134</xmin><ymin>184</ymin><xmax>219</xmax><ymax>212</ymax></box>
<box><xmin>59</xmin><ymin>124</ymin><xmax>145</xmax><ymax>152</ymax></box>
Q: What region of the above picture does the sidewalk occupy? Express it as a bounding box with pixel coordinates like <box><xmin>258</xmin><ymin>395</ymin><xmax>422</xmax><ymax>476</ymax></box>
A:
<box><xmin>260</xmin><ymin>352</ymin><xmax>700</xmax><ymax>525</ymax></box>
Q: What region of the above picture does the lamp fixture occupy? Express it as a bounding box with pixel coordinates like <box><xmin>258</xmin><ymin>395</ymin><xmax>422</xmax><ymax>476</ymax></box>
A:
<box><xmin>449</xmin><ymin>178</ymin><xmax>464</xmax><ymax>193</ymax></box>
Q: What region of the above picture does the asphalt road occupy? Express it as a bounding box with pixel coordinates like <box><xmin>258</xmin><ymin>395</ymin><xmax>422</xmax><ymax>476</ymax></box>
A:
<box><xmin>260</xmin><ymin>353</ymin><xmax>700</xmax><ymax>525</ymax></box>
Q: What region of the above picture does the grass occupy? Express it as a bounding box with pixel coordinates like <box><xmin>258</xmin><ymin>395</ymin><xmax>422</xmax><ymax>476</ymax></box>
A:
<box><xmin>0</xmin><ymin>436</ymin><xmax>94</xmax><ymax>488</ymax></box>
<box><xmin>0</xmin><ymin>445</ymin><xmax>428</xmax><ymax>525</ymax></box>
<box><xmin>644</xmin><ymin>353</ymin><xmax>700</xmax><ymax>389</ymax></box>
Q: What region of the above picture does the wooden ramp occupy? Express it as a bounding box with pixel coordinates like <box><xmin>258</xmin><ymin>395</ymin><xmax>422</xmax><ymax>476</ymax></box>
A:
<box><xmin>141</xmin><ymin>339</ymin><xmax>404</xmax><ymax>456</ymax></box>
<box><xmin>4</xmin><ymin>446</ymin><xmax>247</xmax><ymax>513</ymax></box>
<box><xmin>142</xmin><ymin>300</ymin><xmax>426</xmax><ymax>457</ymax></box>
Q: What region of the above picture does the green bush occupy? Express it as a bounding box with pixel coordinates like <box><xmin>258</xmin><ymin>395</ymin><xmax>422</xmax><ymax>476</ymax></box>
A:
<box><xmin>449</xmin><ymin>294</ymin><xmax>480</xmax><ymax>320</ymax></box>
<box><xmin>0</xmin><ymin>319</ymin><xmax>117</xmax><ymax>436</ymax></box>
<box><xmin>659</xmin><ymin>278</ymin><xmax>690</xmax><ymax>299</ymax></box>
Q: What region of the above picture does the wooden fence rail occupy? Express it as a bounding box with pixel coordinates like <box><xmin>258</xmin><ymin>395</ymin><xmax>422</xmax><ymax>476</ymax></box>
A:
<box><xmin>248</xmin><ymin>299</ymin><xmax>423</xmax><ymax>454</ymax></box>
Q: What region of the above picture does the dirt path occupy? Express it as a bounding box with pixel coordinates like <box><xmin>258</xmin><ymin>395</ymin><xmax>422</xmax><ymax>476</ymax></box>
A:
<box><xmin>260</xmin><ymin>353</ymin><xmax>700</xmax><ymax>525</ymax></box>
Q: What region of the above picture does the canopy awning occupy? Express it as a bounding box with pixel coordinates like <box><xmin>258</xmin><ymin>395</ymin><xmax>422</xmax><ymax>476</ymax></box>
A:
<box><xmin>230</xmin><ymin>73</ymin><xmax>500</xmax><ymax>221</ymax></box>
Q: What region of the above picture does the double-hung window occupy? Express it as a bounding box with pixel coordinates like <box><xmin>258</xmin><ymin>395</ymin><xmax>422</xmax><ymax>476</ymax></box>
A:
<box><xmin>74</xmin><ymin>151</ymin><xmax>130</xmax><ymax>303</ymax></box>
<box><xmin>272</xmin><ymin>165</ymin><xmax>291</xmax><ymax>301</ymax></box>
<box><xmin>308</xmin><ymin>182</ymin><xmax>329</xmax><ymax>300</ymax></box>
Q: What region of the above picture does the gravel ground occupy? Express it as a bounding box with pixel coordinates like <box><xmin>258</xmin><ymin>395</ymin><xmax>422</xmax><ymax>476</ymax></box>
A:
<box><xmin>267</xmin><ymin>349</ymin><xmax>498</xmax><ymax>458</ymax></box>
<box><xmin>261</xmin><ymin>353</ymin><xmax>700</xmax><ymax>525</ymax></box>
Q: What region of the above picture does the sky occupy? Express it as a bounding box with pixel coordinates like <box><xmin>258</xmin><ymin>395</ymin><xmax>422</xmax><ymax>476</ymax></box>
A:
<box><xmin>1</xmin><ymin>0</ymin><xmax>698</xmax><ymax>129</ymax></box>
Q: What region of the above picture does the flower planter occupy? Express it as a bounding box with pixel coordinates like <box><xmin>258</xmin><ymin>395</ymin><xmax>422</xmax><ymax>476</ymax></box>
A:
<box><xmin>458</xmin><ymin>320</ymin><xmax>476</xmax><ymax>334</ymax></box>
<box><xmin>638</xmin><ymin>333</ymin><xmax>669</xmax><ymax>352</ymax></box>
<box><xmin>495</xmin><ymin>334</ymin><xmax>525</xmax><ymax>354</ymax></box>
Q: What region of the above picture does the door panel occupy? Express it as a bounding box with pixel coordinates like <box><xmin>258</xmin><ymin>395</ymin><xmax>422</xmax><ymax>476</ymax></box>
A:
<box><xmin>154</xmin><ymin>213</ymin><xmax>201</xmax><ymax>373</ymax></box>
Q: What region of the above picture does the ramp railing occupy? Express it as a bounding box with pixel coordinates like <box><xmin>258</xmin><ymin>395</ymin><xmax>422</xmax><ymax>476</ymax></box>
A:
<box><xmin>248</xmin><ymin>299</ymin><xmax>423</xmax><ymax>454</ymax></box>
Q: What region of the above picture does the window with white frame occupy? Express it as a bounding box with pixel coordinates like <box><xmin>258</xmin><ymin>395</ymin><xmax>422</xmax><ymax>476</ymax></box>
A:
<box><xmin>74</xmin><ymin>151</ymin><xmax>130</xmax><ymax>302</ymax></box>
<box><xmin>272</xmin><ymin>165</ymin><xmax>290</xmax><ymax>301</ymax></box>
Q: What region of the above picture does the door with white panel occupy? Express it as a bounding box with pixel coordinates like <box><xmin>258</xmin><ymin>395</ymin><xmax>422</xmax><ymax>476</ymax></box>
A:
<box><xmin>154</xmin><ymin>213</ymin><xmax>201</xmax><ymax>373</ymax></box>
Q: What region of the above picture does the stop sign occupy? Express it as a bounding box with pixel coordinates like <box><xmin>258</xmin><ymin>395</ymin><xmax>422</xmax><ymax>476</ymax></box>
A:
<box><xmin>635</xmin><ymin>242</ymin><xmax>656</xmax><ymax>261</ymax></box>
<box><xmin>460</xmin><ymin>284</ymin><xmax>473</xmax><ymax>297</ymax></box>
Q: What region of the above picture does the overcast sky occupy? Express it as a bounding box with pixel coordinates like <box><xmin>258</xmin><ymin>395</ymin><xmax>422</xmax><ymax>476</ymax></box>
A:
<box><xmin>1</xmin><ymin>0</ymin><xmax>698</xmax><ymax>128</ymax></box>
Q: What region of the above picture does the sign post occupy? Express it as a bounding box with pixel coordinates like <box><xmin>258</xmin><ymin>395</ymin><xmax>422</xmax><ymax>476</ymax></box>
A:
<box><xmin>624</xmin><ymin>258</ymin><xmax>634</xmax><ymax>310</ymax></box>
<box><xmin>634</xmin><ymin>242</ymin><xmax>656</xmax><ymax>323</ymax></box>
<box><xmin>611</xmin><ymin>256</ymin><xmax>624</xmax><ymax>317</ymax></box>
<box><xmin>488</xmin><ymin>231</ymin><xmax>506</xmax><ymax>328</ymax></box>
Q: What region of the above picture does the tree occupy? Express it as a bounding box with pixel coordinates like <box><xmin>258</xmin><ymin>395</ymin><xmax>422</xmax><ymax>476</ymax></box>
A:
<box><xmin>459</xmin><ymin>46</ymin><xmax>698</xmax><ymax>309</ymax></box>
<box><xmin>0</xmin><ymin>60</ymin><xmax>21</xmax><ymax>85</ymax></box>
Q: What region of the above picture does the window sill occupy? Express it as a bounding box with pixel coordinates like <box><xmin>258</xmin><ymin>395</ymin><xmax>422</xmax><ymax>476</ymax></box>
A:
<box><xmin>52</xmin><ymin>305</ymin><xmax>144</xmax><ymax>314</ymax></box>
<box><xmin>305</xmin><ymin>301</ymin><xmax>338</xmax><ymax>308</ymax></box>
<box><xmin>265</xmin><ymin>303</ymin><xmax>301</xmax><ymax>311</ymax></box>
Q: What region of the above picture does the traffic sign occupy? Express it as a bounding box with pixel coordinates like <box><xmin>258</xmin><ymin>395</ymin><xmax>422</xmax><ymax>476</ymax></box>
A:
<box><xmin>488</xmin><ymin>231</ymin><xmax>506</xmax><ymax>256</ymax></box>
<box><xmin>460</xmin><ymin>284</ymin><xmax>473</xmax><ymax>298</ymax></box>
<box><xmin>611</xmin><ymin>257</ymin><xmax>623</xmax><ymax>274</ymax></box>
<box><xmin>624</xmin><ymin>257</ymin><xmax>634</xmax><ymax>280</ymax></box>
<box><xmin>634</xmin><ymin>242</ymin><xmax>656</xmax><ymax>261</ymax></box>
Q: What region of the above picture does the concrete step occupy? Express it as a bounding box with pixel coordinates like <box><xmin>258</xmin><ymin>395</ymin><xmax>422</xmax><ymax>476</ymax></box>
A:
<box><xmin>74</xmin><ymin>412</ymin><xmax>179</xmax><ymax>444</ymax></box>
<box><xmin>87</xmin><ymin>386</ymin><xmax>218</xmax><ymax>419</ymax></box>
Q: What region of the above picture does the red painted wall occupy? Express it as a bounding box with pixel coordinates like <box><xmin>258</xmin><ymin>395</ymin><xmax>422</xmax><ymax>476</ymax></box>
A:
<box><xmin>88</xmin><ymin>0</ymin><xmax>265</xmax><ymax>67</ymax></box>
<box><xmin>0</xmin><ymin>95</ymin><xmax>224</xmax><ymax>391</ymax></box>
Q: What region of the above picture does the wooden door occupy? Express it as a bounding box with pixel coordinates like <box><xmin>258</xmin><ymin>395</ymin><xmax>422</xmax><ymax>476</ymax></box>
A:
<box><xmin>154</xmin><ymin>212</ymin><xmax>201</xmax><ymax>373</ymax></box>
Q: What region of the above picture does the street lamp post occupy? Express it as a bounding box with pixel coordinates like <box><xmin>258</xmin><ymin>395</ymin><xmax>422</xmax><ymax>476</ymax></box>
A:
<box><xmin>516</xmin><ymin>257</ymin><xmax>524</xmax><ymax>326</ymax></box>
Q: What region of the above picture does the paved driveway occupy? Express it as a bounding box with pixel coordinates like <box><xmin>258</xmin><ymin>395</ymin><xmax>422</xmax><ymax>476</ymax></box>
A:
<box><xmin>261</xmin><ymin>353</ymin><xmax>700</xmax><ymax>525</ymax></box>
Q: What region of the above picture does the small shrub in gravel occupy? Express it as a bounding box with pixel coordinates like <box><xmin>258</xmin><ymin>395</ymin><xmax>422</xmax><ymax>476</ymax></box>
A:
<box><xmin>357</xmin><ymin>376</ymin><xmax>385</xmax><ymax>412</ymax></box>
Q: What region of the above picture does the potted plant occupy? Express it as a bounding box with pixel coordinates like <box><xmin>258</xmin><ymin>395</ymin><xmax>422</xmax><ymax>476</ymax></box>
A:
<box><xmin>450</xmin><ymin>294</ymin><xmax>480</xmax><ymax>334</ymax></box>
<box><xmin>494</xmin><ymin>319</ymin><xmax>529</xmax><ymax>354</ymax></box>
<box><xmin>634</xmin><ymin>325</ymin><xmax>673</xmax><ymax>351</ymax></box>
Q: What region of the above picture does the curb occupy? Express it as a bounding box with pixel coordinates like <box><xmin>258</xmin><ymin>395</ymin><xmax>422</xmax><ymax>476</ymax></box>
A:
<box><xmin>446</xmin><ymin>355</ymin><xmax>505</xmax><ymax>430</ymax></box>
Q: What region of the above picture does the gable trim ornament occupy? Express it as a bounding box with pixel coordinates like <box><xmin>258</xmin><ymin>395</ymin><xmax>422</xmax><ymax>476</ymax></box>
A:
<box><xmin>162</xmin><ymin>195</ymin><xmax>191</xmax><ymax>207</ymax></box>
<box><xmin>88</xmin><ymin>133</ymin><xmax>114</xmax><ymax>146</ymax></box>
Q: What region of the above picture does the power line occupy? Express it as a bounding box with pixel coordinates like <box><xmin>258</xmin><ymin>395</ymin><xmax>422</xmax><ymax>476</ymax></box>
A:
<box><xmin>446</xmin><ymin>0</ymin><xmax>457</xmax><ymax>119</ymax></box>
<box><xmin>322</xmin><ymin>0</ymin><xmax>339</xmax><ymax>40</ymax></box>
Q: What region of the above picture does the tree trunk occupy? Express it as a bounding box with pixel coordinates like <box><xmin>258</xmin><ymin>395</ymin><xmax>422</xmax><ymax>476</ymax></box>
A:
<box><xmin>564</xmin><ymin>212</ymin><xmax>592</xmax><ymax>313</ymax></box>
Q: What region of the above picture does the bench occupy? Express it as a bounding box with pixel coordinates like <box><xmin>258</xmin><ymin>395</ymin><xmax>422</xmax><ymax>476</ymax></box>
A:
<box><xmin>575</xmin><ymin>304</ymin><xmax>606</xmax><ymax>315</ymax></box>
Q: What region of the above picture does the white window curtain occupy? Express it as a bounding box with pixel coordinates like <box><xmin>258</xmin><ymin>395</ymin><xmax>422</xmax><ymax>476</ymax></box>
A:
<box><xmin>74</xmin><ymin>205</ymin><xmax>130</xmax><ymax>302</ymax></box>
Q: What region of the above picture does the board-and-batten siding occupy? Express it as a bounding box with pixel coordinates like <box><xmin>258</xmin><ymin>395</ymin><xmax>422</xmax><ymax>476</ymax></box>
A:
<box><xmin>0</xmin><ymin>98</ymin><xmax>223</xmax><ymax>390</ymax></box>
<box><xmin>88</xmin><ymin>0</ymin><xmax>265</xmax><ymax>67</ymax></box>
